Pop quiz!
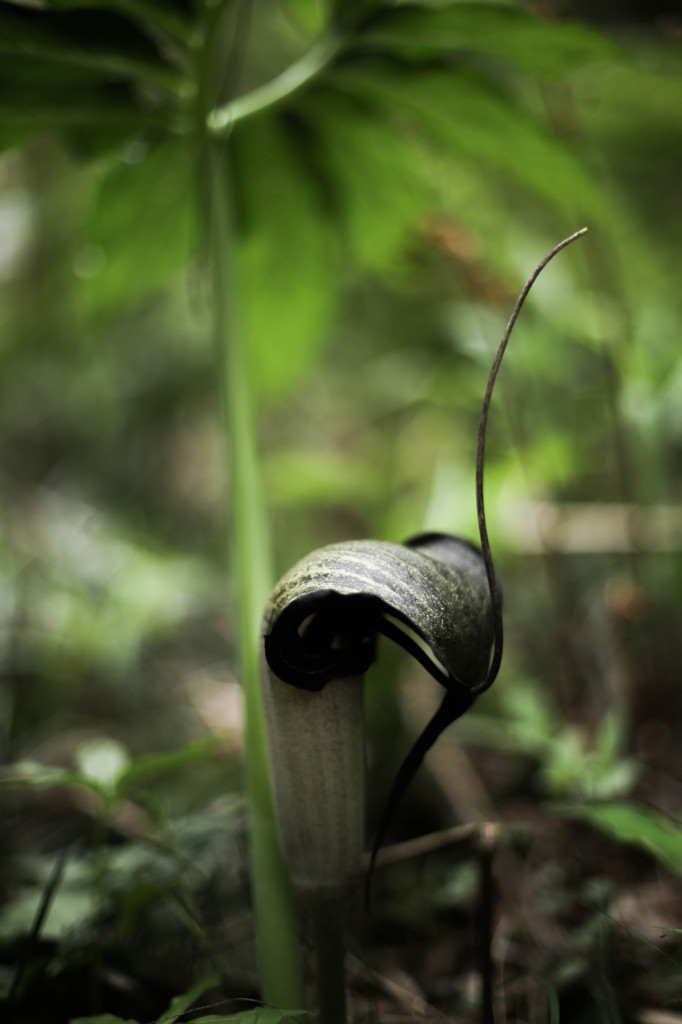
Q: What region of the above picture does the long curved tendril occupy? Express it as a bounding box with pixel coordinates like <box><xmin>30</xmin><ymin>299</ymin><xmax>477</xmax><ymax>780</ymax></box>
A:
<box><xmin>366</xmin><ymin>228</ymin><xmax>588</xmax><ymax>906</ymax></box>
<box><xmin>474</xmin><ymin>227</ymin><xmax>588</xmax><ymax>693</ymax></box>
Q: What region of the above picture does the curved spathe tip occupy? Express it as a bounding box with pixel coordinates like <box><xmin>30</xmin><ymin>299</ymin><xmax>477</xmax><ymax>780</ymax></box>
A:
<box><xmin>263</xmin><ymin>533</ymin><xmax>498</xmax><ymax>694</ymax></box>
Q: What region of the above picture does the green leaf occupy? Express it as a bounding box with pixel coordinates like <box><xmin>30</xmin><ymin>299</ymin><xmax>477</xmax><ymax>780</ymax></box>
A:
<box><xmin>0</xmin><ymin>760</ymin><xmax>107</xmax><ymax>800</ymax></box>
<box><xmin>0</xmin><ymin>56</ymin><xmax>161</xmax><ymax>154</ymax></box>
<box><xmin>331</xmin><ymin>59</ymin><xmax>604</xmax><ymax>217</ymax></box>
<box><xmin>0</xmin><ymin>3</ymin><xmax>181</xmax><ymax>91</ymax></box>
<box><xmin>231</xmin><ymin>113</ymin><xmax>339</xmax><ymax>396</ymax></box>
<box><xmin>556</xmin><ymin>802</ymin><xmax>682</xmax><ymax>874</ymax></box>
<box><xmin>267</xmin><ymin>446</ymin><xmax>380</xmax><ymax>507</ymax></box>
<box><xmin>46</xmin><ymin>0</ymin><xmax>191</xmax><ymax>13</ymax></box>
<box><xmin>70</xmin><ymin>1017</ymin><xmax>140</xmax><ymax>1024</ymax></box>
<box><xmin>161</xmin><ymin>972</ymin><xmax>221</xmax><ymax>1024</ymax></box>
<box><xmin>360</xmin><ymin>3</ymin><xmax>623</xmax><ymax>79</ymax></box>
<box><xmin>296</xmin><ymin>90</ymin><xmax>431</xmax><ymax>271</ymax></box>
<box><xmin>329</xmin><ymin>0</ymin><xmax>385</xmax><ymax>28</ymax></box>
<box><xmin>78</xmin><ymin>136</ymin><xmax>196</xmax><ymax>322</ymax></box>
<box><xmin>190</xmin><ymin>1011</ymin><xmax>306</xmax><ymax>1023</ymax></box>
<box><xmin>116</xmin><ymin>736</ymin><xmax>222</xmax><ymax>795</ymax></box>
<box><xmin>281</xmin><ymin>0</ymin><xmax>327</xmax><ymax>37</ymax></box>
<box><xmin>44</xmin><ymin>1</ymin><xmax>194</xmax><ymax>45</ymax></box>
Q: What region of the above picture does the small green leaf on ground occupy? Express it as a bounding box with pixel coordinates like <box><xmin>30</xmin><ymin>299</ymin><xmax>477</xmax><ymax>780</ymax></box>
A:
<box><xmin>160</xmin><ymin>972</ymin><xmax>221</xmax><ymax>1024</ymax></box>
<box><xmin>556</xmin><ymin>802</ymin><xmax>682</xmax><ymax>875</ymax></box>
<box><xmin>117</xmin><ymin>736</ymin><xmax>222</xmax><ymax>795</ymax></box>
<box><xmin>191</xmin><ymin>1011</ymin><xmax>306</xmax><ymax>1023</ymax></box>
<box><xmin>70</xmin><ymin>1017</ymin><xmax>139</xmax><ymax>1024</ymax></box>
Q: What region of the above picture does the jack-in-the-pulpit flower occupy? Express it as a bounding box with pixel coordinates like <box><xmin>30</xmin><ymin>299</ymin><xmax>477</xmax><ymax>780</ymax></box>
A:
<box><xmin>261</xmin><ymin>532</ymin><xmax>498</xmax><ymax>892</ymax></box>
<box><xmin>259</xmin><ymin>228</ymin><xmax>588</xmax><ymax>1024</ymax></box>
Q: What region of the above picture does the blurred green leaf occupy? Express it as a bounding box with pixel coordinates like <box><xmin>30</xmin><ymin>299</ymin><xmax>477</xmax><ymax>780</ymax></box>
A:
<box><xmin>360</xmin><ymin>3</ymin><xmax>623</xmax><ymax>78</ymax></box>
<box><xmin>268</xmin><ymin>447</ymin><xmax>379</xmax><ymax>506</ymax></box>
<box><xmin>574</xmin><ymin>713</ymin><xmax>639</xmax><ymax>800</ymax></box>
<box><xmin>0</xmin><ymin>2</ymin><xmax>181</xmax><ymax>91</ymax></box>
<box><xmin>78</xmin><ymin>137</ymin><xmax>196</xmax><ymax>321</ymax></box>
<box><xmin>281</xmin><ymin>0</ymin><xmax>327</xmax><ymax>37</ymax></box>
<box><xmin>75</xmin><ymin>736</ymin><xmax>131</xmax><ymax>791</ymax></box>
<box><xmin>3</xmin><ymin>490</ymin><xmax>212</xmax><ymax>686</ymax></box>
<box><xmin>0</xmin><ymin>56</ymin><xmax>161</xmax><ymax>154</ymax></box>
<box><xmin>0</xmin><ymin>760</ymin><xmax>107</xmax><ymax>800</ymax></box>
<box><xmin>461</xmin><ymin>687</ymin><xmax>638</xmax><ymax>801</ymax></box>
<box><xmin>329</xmin><ymin>0</ymin><xmax>385</xmax><ymax>28</ymax></box>
<box><xmin>70</xmin><ymin>1016</ymin><xmax>139</xmax><ymax>1024</ymax></box>
<box><xmin>297</xmin><ymin>90</ymin><xmax>430</xmax><ymax>271</ymax></box>
<box><xmin>68</xmin><ymin>1013</ymin><xmax>304</xmax><ymax>1024</ymax></box>
<box><xmin>557</xmin><ymin>802</ymin><xmax>682</xmax><ymax>875</ymax></box>
<box><xmin>543</xmin><ymin>726</ymin><xmax>590</xmax><ymax>795</ymax></box>
<box><xmin>434</xmin><ymin>860</ymin><xmax>479</xmax><ymax>909</ymax></box>
<box><xmin>364</xmin><ymin>60</ymin><xmax>598</xmax><ymax>215</ymax></box>
<box><xmin>191</xmin><ymin>1012</ymin><xmax>306</xmax><ymax>1024</ymax></box>
<box><xmin>232</xmin><ymin>113</ymin><xmax>339</xmax><ymax>395</ymax></box>
<box><xmin>117</xmin><ymin>737</ymin><xmax>223</xmax><ymax>795</ymax></box>
<box><xmin>331</xmin><ymin>59</ymin><xmax>604</xmax><ymax>217</ymax></box>
<box><xmin>161</xmin><ymin>972</ymin><xmax>221</xmax><ymax>1024</ymax></box>
<box><xmin>45</xmin><ymin>0</ymin><xmax>191</xmax><ymax>13</ymax></box>
<box><xmin>44</xmin><ymin>0</ymin><xmax>194</xmax><ymax>44</ymax></box>
<box><xmin>460</xmin><ymin>676</ymin><xmax>559</xmax><ymax>755</ymax></box>
<box><xmin>543</xmin><ymin>726</ymin><xmax>639</xmax><ymax>801</ymax></box>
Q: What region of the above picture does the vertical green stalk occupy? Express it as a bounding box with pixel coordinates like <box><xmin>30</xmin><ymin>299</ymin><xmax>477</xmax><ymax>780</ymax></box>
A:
<box><xmin>309</xmin><ymin>892</ymin><xmax>349</xmax><ymax>1024</ymax></box>
<box><xmin>207</xmin><ymin>139</ymin><xmax>303</xmax><ymax>1009</ymax></box>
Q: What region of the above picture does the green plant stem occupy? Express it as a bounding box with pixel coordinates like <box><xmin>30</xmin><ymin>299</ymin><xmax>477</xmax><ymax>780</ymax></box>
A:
<box><xmin>207</xmin><ymin>138</ymin><xmax>303</xmax><ymax>1010</ymax></box>
<box><xmin>309</xmin><ymin>890</ymin><xmax>349</xmax><ymax>1024</ymax></box>
<box><xmin>207</xmin><ymin>33</ymin><xmax>342</xmax><ymax>132</ymax></box>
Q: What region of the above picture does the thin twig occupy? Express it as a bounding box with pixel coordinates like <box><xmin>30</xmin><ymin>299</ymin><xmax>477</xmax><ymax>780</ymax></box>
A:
<box><xmin>348</xmin><ymin>954</ymin><xmax>445</xmax><ymax>1020</ymax></box>
<box><xmin>478</xmin><ymin>823</ymin><xmax>499</xmax><ymax>1024</ymax></box>
<box><xmin>365</xmin><ymin>822</ymin><xmax>481</xmax><ymax>870</ymax></box>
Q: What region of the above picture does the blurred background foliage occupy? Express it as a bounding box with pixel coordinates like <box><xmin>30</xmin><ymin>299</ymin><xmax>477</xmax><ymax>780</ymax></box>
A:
<box><xmin>1</xmin><ymin>0</ymin><xmax>682</xmax><ymax>1021</ymax></box>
